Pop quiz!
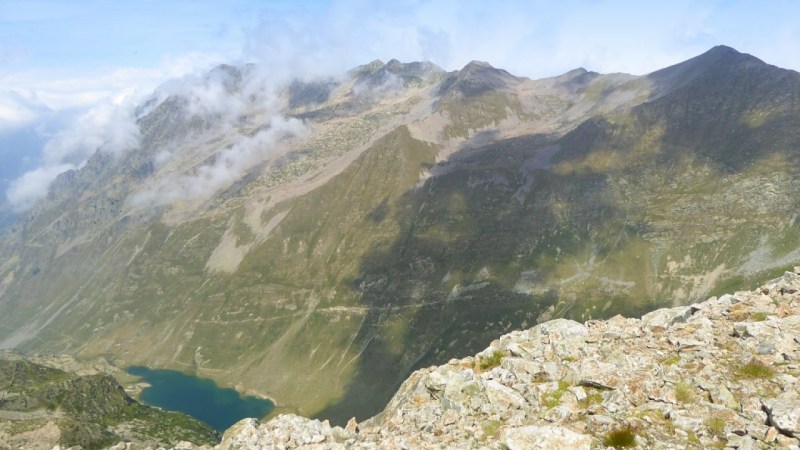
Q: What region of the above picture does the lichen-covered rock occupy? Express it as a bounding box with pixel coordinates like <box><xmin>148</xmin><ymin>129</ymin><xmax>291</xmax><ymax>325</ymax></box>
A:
<box><xmin>501</xmin><ymin>425</ymin><xmax>592</xmax><ymax>449</ymax></box>
<box><xmin>763</xmin><ymin>398</ymin><xmax>800</xmax><ymax>437</ymax></box>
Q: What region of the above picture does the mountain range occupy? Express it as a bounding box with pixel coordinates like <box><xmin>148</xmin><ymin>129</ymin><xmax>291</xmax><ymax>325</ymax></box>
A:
<box><xmin>0</xmin><ymin>45</ymin><xmax>798</xmax><ymax>425</ymax></box>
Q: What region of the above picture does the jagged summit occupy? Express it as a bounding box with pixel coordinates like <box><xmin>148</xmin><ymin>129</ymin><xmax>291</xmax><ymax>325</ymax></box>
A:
<box><xmin>379</xmin><ymin>59</ymin><xmax>441</xmax><ymax>81</ymax></box>
<box><xmin>351</xmin><ymin>59</ymin><xmax>442</xmax><ymax>95</ymax></box>
<box><xmin>385</xmin><ymin>58</ymin><xmax>403</xmax><ymax>69</ymax></box>
<box><xmin>436</xmin><ymin>59</ymin><xmax>522</xmax><ymax>99</ymax></box>
<box><xmin>350</xmin><ymin>59</ymin><xmax>385</xmax><ymax>78</ymax></box>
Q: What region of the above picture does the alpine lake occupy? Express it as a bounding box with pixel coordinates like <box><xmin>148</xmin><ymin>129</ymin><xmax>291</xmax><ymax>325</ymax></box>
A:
<box><xmin>127</xmin><ymin>366</ymin><xmax>275</xmax><ymax>432</ymax></box>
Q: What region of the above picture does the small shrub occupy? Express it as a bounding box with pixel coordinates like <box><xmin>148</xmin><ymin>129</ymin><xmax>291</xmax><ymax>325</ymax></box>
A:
<box><xmin>674</xmin><ymin>382</ymin><xmax>694</xmax><ymax>404</ymax></box>
<box><xmin>705</xmin><ymin>416</ymin><xmax>726</xmax><ymax>439</ymax></box>
<box><xmin>481</xmin><ymin>420</ymin><xmax>502</xmax><ymax>439</ymax></box>
<box><xmin>540</xmin><ymin>381</ymin><xmax>570</xmax><ymax>408</ymax></box>
<box><xmin>737</xmin><ymin>360</ymin><xmax>775</xmax><ymax>379</ymax></box>
<box><xmin>476</xmin><ymin>351</ymin><xmax>504</xmax><ymax>371</ymax></box>
<box><xmin>579</xmin><ymin>390</ymin><xmax>604</xmax><ymax>408</ymax></box>
<box><xmin>662</xmin><ymin>354</ymin><xmax>681</xmax><ymax>366</ymax></box>
<box><xmin>603</xmin><ymin>425</ymin><xmax>637</xmax><ymax>448</ymax></box>
<box><xmin>750</xmin><ymin>312</ymin><xmax>768</xmax><ymax>322</ymax></box>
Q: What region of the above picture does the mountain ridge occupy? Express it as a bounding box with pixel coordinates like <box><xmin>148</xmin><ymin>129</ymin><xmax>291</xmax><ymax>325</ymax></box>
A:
<box><xmin>0</xmin><ymin>45</ymin><xmax>798</xmax><ymax>426</ymax></box>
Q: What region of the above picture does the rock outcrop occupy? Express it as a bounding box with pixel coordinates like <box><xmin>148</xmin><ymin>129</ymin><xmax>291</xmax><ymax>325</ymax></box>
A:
<box><xmin>149</xmin><ymin>268</ymin><xmax>800</xmax><ymax>449</ymax></box>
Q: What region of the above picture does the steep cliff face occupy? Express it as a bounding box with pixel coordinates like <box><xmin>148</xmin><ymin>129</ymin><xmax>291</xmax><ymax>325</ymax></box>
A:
<box><xmin>0</xmin><ymin>47</ymin><xmax>798</xmax><ymax>423</ymax></box>
<box><xmin>166</xmin><ymin>268</ymin><xmax>800</xmax><ymax>449</ymax></box>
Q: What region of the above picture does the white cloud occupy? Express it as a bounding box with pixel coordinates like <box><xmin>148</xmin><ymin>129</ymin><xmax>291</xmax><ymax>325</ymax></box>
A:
<box><xmin>353</xmin><ymin>71</ymin><xmax>405</xmax><ymax>100</ymax></box>
<box><xmin>2</xmin><ymin>52</ymin><xmax>224</xmax><ymax>212</ymax></box>
<box><xmin>4</xmin><ymin>100</ymin><xmax>141</xmax><ymax>211</ymax></box>
<box><xmin>5</xmin><ymin>163</ymin><xmax>74</xmax><ymax>212</ymax></box>
<box><xmin>5</xmin><ymin>0</ymin><xmax>800</xmax><ymax>214</ymax></box>
<box><xmin>1</xmin><ymin>52</ymin><xmax>224</xmax><ymax>112</ymax></box>
<box><xmin>133</xmin><ymin>115</ymin><xmax>306</xmax><ymax>207</ymax></box>
<box><xmin>42</xmin><ymin>100</ymin><xmax>141</xmax><ymax>164</ymax></box>
<box><xmin>0</xmin><ymin>90</ymin><xmax>51</xmax><ymax>133</ymax></box>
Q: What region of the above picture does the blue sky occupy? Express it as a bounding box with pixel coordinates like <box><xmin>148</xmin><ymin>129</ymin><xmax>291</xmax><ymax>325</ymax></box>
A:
<box><xmin>3</xmin><ymin>0</ymin><xmax>799</xmax><ymax>79</ymax></box>
<box><xmin>1</xmin><ymin>0</ymin><xmax>799</xmax><ymax>210</ymax></box>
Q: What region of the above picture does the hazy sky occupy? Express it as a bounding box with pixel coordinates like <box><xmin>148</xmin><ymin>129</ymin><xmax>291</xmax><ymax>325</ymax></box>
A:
<box><xmin>3</xmin><ymin>0</ymin><xmax>800</xmax><ymax>107</ymax></box>
<box><xmin>1</xmin><ymin>0</ymin><xmax>799</xmax><ymax>210</ymax></box>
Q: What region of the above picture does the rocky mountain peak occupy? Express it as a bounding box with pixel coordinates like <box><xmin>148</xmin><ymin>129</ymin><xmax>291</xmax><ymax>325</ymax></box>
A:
<box><xmin>647</xmin><ymin>44</ymin><xmax>772</xmax><ymax>97</ymax></box>
<box><xmin>688</xmin><ymin>45</ymin><xmax>766</xmax><ymax>71</ymax></box>
<box><xmin>385</xmin><ymin>58</ymin><xmax>403</xmax><ymax>70</ymax></box>
<box><xmin>352</xmin><ymin>59</ymin><xmax>442</xmax><ymax>97</ymax></box>
<box><xmin>437</xmin><ymin>59</ymin><xmax>520</xmax><ymax>99</ymax></box>
<box><xmin>705</xmin><ymin>44</ymin><xmax>752</xmax><ymax>59</ymax></box>
<box><xmin>351</xmin><ymin>59</ymin><xmax>386</xmax><ymax>78</ymax></box>
<box><xmin>556</xmin><ymin>67</ymin><xmax>602</xmax><ymax>89</ymax></box>
<box><xmin>380</xmin><ymin>59</ymin><xmax>441</xmax><ymax>79</ymax></box>
<box><xmin>462</xmin><ymin>59</ymin><xmax>493</xmax><ymax>70</ymax></box>
<box><xmin>565</xmin><ymin>67</ymin><xmax>589</xmax><ymax>75</ymax></box>
<box><xmin>205</xmin><ymin>63</ymin><xmax>246</xmax><ymax>93</ymax></box>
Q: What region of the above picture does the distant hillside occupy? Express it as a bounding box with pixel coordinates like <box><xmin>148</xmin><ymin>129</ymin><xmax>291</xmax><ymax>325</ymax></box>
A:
<box><xmin>0</xmin><ymin>354</ymin><xmax>218</xmax><ymax>449</ymax></box>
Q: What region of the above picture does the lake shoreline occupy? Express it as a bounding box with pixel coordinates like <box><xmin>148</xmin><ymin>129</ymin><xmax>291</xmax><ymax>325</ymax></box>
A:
<box><xmin>126</xmin><ymin>365</ymin><xmax>276</xmax><ymax>432</ymax></box>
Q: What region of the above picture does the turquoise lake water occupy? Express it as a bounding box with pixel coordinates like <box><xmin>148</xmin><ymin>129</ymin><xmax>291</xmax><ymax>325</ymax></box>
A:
<box><xmin>127</xmin><ymin>366</ymin><xmax>275</xmax><ymax>432</ymax></box>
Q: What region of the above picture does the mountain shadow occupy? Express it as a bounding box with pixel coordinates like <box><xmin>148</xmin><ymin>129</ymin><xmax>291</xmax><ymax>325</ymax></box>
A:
<box><xmin>312</xmin><ymin>47</ymin><xmax>800</xmax><ymax>425</ymax></box>
<box><xmin>311</xmin><ymin>129</ymin><xmax>664</xmax><ymax>424</ymax></box>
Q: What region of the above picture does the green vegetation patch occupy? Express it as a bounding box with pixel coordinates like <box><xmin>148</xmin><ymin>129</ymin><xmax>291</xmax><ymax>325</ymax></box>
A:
<box><xmin>603</xmin><ymin>424</ymin><xmax>637</xmax><ymax>448</ymax></box>
<box><xmin>737</xmin><ymin>359</ymin><xmax>775</xmax><ymax>379</ymax></box>
<box><xmin>705</xmin><ymin>416</ymin><xmax>726</xmax><ymax>440</ymax></box>
<box><xmin>661</xmin><ymin>354</ymin><xmax>681</xmax><ymax>366</ymax></box>
<box><xmin>481</xmin><ymin>419</ymin><xmax>503</xmax><ymax>440</ymax></box>
<box><xmin>476</xmin><ymin>351</ymin><xmax>506</xmax><ymax>371</ymax></box>
<box><xmin>674</xmin><ymin>382</ymin><xmax>694</xmax><ymax>404</ymax></box>
<box><xmin>540</xmin><ymin>381</ymin><xmax>571</xmax><ymax>408</ymax></box>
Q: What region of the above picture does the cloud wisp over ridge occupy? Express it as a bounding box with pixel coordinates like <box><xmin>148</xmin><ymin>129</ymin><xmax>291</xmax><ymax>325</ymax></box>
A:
<box><xmin>5</xmin><ymin>99</ymin><xmax>141</xmax><ymax>212</ymax></box>
<box><xmin>2</xmin><ymin>0</ymin><xmax>799</xmax><ymax>214</ymax></box>
<box><xmin>132</xmin><ymin>115</ymin><xmax>306</xmax><ymax>208</ymax></box>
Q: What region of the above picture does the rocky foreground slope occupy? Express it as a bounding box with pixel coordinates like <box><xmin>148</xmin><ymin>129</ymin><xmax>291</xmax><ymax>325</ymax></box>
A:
<box><xmin>146</xmin><ymin>268</ymin><xmax>800</xmax><ymax>450</ymax></box>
